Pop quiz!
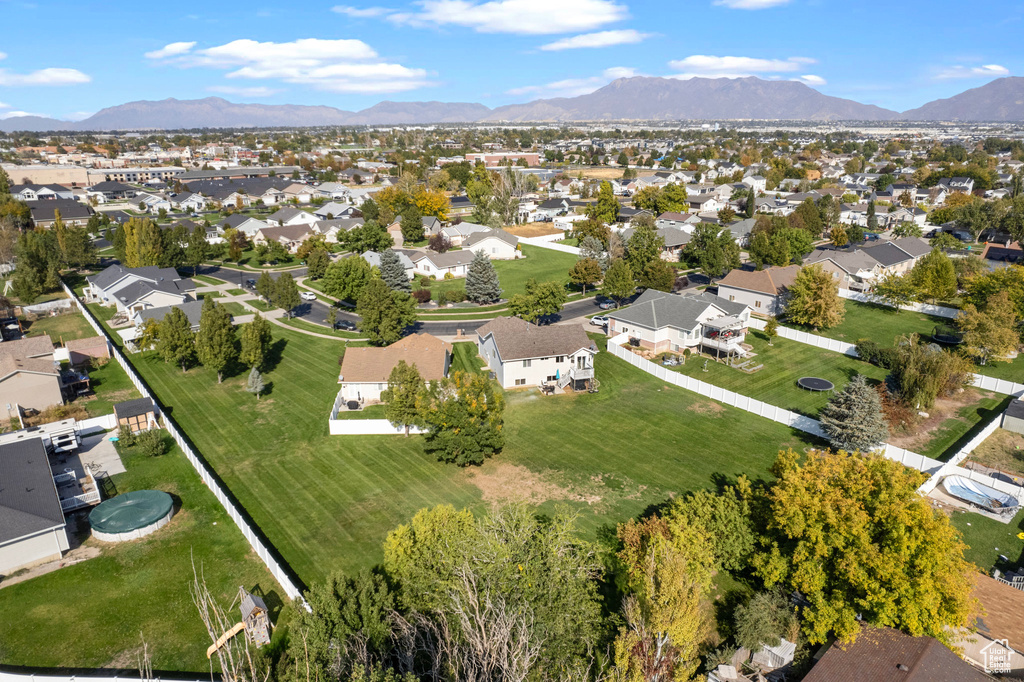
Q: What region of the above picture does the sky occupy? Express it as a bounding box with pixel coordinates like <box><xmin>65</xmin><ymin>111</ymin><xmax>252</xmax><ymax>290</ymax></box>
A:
<box><xmin>0</xmin><ymin>0</ymin><xmax>1022</xmax><ymax>121</ymax></box>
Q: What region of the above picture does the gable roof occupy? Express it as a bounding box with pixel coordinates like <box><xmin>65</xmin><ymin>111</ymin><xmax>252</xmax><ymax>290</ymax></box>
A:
<box><xmin>340</xmin><ymin>333</ymin><xmax>451</xmax><ymax>383</ymax></box>
<box><xmin>363</xmin><ymin>250</ymin><xmax>414</xmax><ymax>270</ymax></box>
<box><xmin>135</xmin><ymin>300</ymin><xmax>205</xmax><ymax>328</ymax></box>
<box><xmin>0</xmin><ymin>438</ymin><xmax>65</xmax><ymax>544</ymax></box>
<box><xmin>258</xmin><ymin>224</ymin><xmax>314</xmax><ymax>242</ymax></box>
<box><xmin>718</xmin><ymin>265</ymin><xmax>801</xmax><ymax>296</ymax></box>
<box><xmin>113</xmin><ymin>397</ymin><xmax>156</xmax><ymax>420</ymax></box>
<box><xmin>411</xmin><ymin>250</ymin><xmax>476</xmax><ymax>268</ymax></box>
<box><xmin>608</xmin><ymin>289</ymin><xmax>747</xmax><ymax>332</ymax></box>
<box><xmin>971</xmin><ymin>574</ymin><xmax>1024</xmax><ymax>653</ymax></box>
<box><xmin>28</xmin><ymin>199</ymin><xmax>93</xmax><ymax>222</ymax></box>
<box><xmin>0</xmin><ymin>333</ymin><xmax>56</xmax><ymax>379</ymax></box>
<box><xmin>463</xmin><ymin>228</ymin><xmax>519</xmax><ymax>249</ymax></box>
<box><xmin>268</xmin><ymin>206</ymin><xmax>307</xmax><ymax>222</ymax></box>
<box><xmin>802</xmin><ymin>626</ymin><xmax>992</xmax><ymax>682</ymax></box>
<box><xmin>476</xmin><ymin>316</ymin><xmax>593</xmax><ymax>361</ymax></box>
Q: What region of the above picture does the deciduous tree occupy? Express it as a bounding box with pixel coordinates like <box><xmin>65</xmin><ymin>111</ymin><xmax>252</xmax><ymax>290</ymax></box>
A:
<box><xmin>507</xmin><ymin>279</ymin><xmax>567</xmax><ymax>324</ymax></box>
<box><xmin>273</xmin><ymin>272</ymin><xmax>301</xmax><ymax>316</ymax></box>
<box><xmin>196</xmin><ymin>296</ymin><xmax>238</xmax><ymax>382</ymax></box>
<box><xmin>959</xmin><ymin>291</ymin><xmax>1020</xmax><ymax>364</ymax></box>
<box><xmin>239</xmin><ymin>312</ymin><xmax>273</xmax><ymax>370</ymax></box>
<box><xmin>381</xmin><ymin>360</ymin><xmax>425</xmax><ymax>436</ymax></box>
<box><xmin>157</xmin><ymin>306</ymin><xmax>197</xmax><ymax>372</ymax></box>
<box><xmin>785</xmin><ymin>264</ymin><xmax>845</xmax><ymax>329</ymax></box>
<box><xmin>356</xmin><ymin>277</ymin><xmax>417</xmax><ymax>346</ymax></box>
<box><xmin>323</xmin><ymin>255</ymin><xmax>372</xmax><ymax>302</ymax></box>
<box><xmin>602</xmin><ymin>259</ymin><xmax>635</xmax><ymax>307</ymax></box>
<box><xmin>417</xmin><ymin>372</ymin><xmax>505</xmax><ymax>466</ymax></box>
<box><xmin>569</xmin><ymin>257</ymin><xmax>603</xmax><ymax>295</ymax></box>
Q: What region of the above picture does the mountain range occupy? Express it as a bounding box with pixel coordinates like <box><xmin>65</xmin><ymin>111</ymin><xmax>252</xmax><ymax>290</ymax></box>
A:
<box><xmin>3</xmin><ymin>76</ymin><xmax>1024</xmax><ymax>132</ymax></box>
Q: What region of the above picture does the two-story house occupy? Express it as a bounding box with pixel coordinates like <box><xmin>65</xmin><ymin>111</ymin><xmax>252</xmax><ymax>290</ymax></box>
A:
<box><xmin>476</xmin><ymin>317</ymin><xmax>597</xmax><ymax>391</ymax></box>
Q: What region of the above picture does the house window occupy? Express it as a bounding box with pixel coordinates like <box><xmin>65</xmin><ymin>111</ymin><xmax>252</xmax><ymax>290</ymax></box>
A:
<box><xmin>523</xmin><ymin>359</ymin><xmax>531</xmax><ymax>368</ymax></box>
<box><xmin>755</xmin><ymin>300</ymin><xmax>762</xmax><ymax>308</ymax></box>
<box><xmin>515</xmin><ymin>378</ymin><xmax>526</xmax><ymax>386</ymax></box>
<box><xmin>729</xmin><ymin>295</ymin><xmax>735</xmax><ymax>301</ymax></box>
<box><xmin>547</xmin><ymin>375</ymin><xmax>557</xmax><ymax>382</ymax></box>
<box><xmin>555</xmin><ymin>356</ymin><xmax>564</xmax><ymax>363</ymax></box>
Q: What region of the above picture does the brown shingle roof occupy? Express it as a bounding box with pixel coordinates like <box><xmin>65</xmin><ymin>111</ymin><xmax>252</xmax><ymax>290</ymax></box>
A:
<box><xmin>972</xmin><ymin>574</ymin><xmax>1024</xmax><ymax>653</ymax></box>
<box><xmin>0</xmin><ymin>334</ymin><xmax>56</xmax><ymax>360</ymax></box>
<box><xmin>476</xmin><ymin>317</ymin><xmax>593</xmax><ymax>361</ymax></box>
<box><xmin>64</xmin><ymin>336</ymin><xmax>107</xmax><ymax>352</ymax></box>
<box><xmin>340</xmin><ymin>333</ymin><xmax>452</xmax><ymax>383</ymax></box>
<box><xmin>803</xmin><ymin>627</ymin><xmax>993</xmax><ymax>682</ymax></box>
<box><xmin>718</xmin><ymin>265</ymin><xmax>801</xmax><ymax>296</ymax></box>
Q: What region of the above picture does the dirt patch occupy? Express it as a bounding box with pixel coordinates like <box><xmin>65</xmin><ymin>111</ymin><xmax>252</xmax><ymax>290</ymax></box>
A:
<box><xmin>966</xmin><ymin>428</ymin><xmax>1024</xmax><ymax>479</ymax></box>
<box><xmin>887</xmin><ymin>389</ymin><xmax>989</xmax><ymax>451</ymax></box>
<box><xmin>504</xmin><ymin>222</ymin><xmax>564</xmax><ymax>238</ymax></box>
<box><xmin>578</xmin><ymin>167</ymin><xmax>632</xmax><ymax>180</ymax></box>
<box><xmin>105</xmin><ymin>644</ymin><xmax>145</xmax><ymax>670</ymax></box>
<box><xmin>0</xmin><ymin>545</ymin><xmax>101</xmax><ymax>590</ymax></box>
<box><xmin>688</xmin><ymin>400</ymin><xmax>725</xmax><ymax>417</ymax></box>
<box><xmin>465</xmin><ymin>462</ymin><xmax>601</xmax><ymax>505</ymax></box>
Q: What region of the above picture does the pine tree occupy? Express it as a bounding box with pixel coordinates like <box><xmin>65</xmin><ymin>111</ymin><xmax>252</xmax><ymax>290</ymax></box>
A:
<box><xmin>273</xmin><ymin>272</ymin><xmax>301</xmax><ymax>316</ymax></box>
<box><xmin>195</xmin><ymin>296</ymin><xmax>238</xmax><ymax>383</ymax></box>
<box><xmin>379</xmin><ymin>249</ymin><xmax>411</xmax><ymax>293</ymax></box>
<box><xmin>245</xmin><ymin>366</ymin><xmax>265</xmax><ymax>400</ymax></box>
<box><xmin>465</xmin><ymin>250</ymin><xmax>502</xmax><ymax>303</ymax></box>
<box><xmin>240</xmin><ymin>312</ymin><xmax>273</xmax><ymax>370</ymax></box>
<box><xmin>579</xmin><ymin>235</ymin><xmax>607</xmax><ymax>271</ymax></box>
<box><xmin>381</xmin><ymin>360</ymin><xmax>425</xmax><ymax>436</ymax></box>
<box><xmin>819</xmin><ymin>374</ymin><xmax>889</xmax><ymax>452</ymax></box>
<box><xmin>157</xmin><ymin>306</ymin><xmax>197</xmax><ymax>372</ymax></box>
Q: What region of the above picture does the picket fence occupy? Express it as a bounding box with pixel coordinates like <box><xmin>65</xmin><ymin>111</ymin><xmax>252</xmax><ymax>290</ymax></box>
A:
<box><xmin>839</xmin><ymin>289</ymin><xmax>960</xmax><ymax>319</ymax></box>
<box><xmin>519</xmin><ymin>235</ymin><xmax>581</xmax><ymax>256</ymax></box>
<box><xmin>64</xmin><ymin>283</ymin><xmax>306</xmax><ymax>604</ymax></box>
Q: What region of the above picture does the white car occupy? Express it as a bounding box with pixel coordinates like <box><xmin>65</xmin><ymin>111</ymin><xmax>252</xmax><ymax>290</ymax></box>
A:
<box><xmin>300</xmin><ymin>291</ymin><xmax>317</xmax><ymax>301</ymax></box>
<box><xmin>590</xmin><ymin>315</ymin><xmax>609</xmax><ymax>327</ymax></box>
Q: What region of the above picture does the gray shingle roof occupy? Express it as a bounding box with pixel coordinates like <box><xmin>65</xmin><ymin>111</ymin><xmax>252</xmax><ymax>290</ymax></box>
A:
<box><xmin>86</xmin><ymin>265</ymin><xmax>183</xmax><ymax>291</ymax></box>
<box><xmin>463</xmin><ymin>228</ymin><xmax>519</xmax><ymax>249</ymax></box>
<box><xmin>28</xmin><ymin>199</ymin><xmax>93</xmax><ymax>222</ymax></box>
<box><xmin>0</xmin><ymin>438</ymin><xmax>65</xmax><ymax>544</ymax></box>
<box><xmin>608</xmin><ymin>289</ymin><xmax>747</xmax><ymax>331</ymax></box>
<box><xmin>113</xmin><ymin>397</ymin><xmax>155</xmax><ymax>420</ymax></box>
<box><xmin>477</xmin><ymin>316</ymin><xmax>593</xmax><ymax>361</ymax></box>
<box><xmin>135</xmin><ymin>300</ymin><xmax>205</xmax><ymax>328</ymax></box>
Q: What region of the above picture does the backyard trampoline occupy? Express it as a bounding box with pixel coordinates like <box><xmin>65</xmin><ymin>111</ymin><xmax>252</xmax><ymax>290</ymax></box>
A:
<box><xmin>89</xmin><ymin>490</ymin><xmax>174</xmax><ymax>542</ymax></box>
<box><xmin>797</xmin><ymin>377</ymin><xmax>834</xmax><ymax>392</ymax></box>
<box><xmin>932</xmin><ymin>325</ymin><xmax>964</xmax><ymax>345</ymax></box>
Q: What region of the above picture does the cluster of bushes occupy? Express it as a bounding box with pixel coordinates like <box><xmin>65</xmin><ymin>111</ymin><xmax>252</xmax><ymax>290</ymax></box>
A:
<box><xmin>117</xmin><ymin>427</ymin><xmax>168</xmax><ymax>458</ymax></box>
<box><xmin>856</xmin><ymin>334</ymin><xmax>973</xmax><ymax>409</ymax></box>
<box><xmin>411</xmin><ymin>289</ymin><xmax>431</xmax><ymax>304</ymax></box>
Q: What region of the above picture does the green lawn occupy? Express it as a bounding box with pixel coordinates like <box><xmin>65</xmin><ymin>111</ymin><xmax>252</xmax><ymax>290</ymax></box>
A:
<box><xmin>785</xmin><ymin>300</ymin><xmax>1023</xmax><ymax>384</ymax></box>
<box><xmin>221</xmin><ymin>301</ymin><xmax>250</xmax><ymax>317</ymax></box>
<box><xmin>247</xmin><ymin>299</ymin><xmax>274</xmax><ymax>312</ymax></box>
<box><xmin>22</xmin><ymin>312</ymin><xmax>98</xmax><ymax>343</ymax></box>
<box><xmin>87</xmin><ymin>318</ymin><xmax>814</xmax><ymax>585</ymax></box>
<box><xmin>413</xmin><ymin>245</ymin><xmax>577</xmax><ymax>299</ymax></box>
<box><xmin>451</xmin><ymin>341</ymin><xmax>487</xmax><ymax>375</ymax></box>
<box><xmin>226</xmin><ymin>288</ymin><xmax>247</xmax><ymax>296</ymax></box>
<box><xmin>921</xmin><ymin>394</ymin><xmax>1011</xmax><ymax>461</ymax></box>
<box><xmin>191</xmin><ymin>274</ymin><xmax>226</xmax><ymax>285</ymax></box>
<box><xmin>951</xmin><ymin>508</ymin><xmax>1024</xmax><ymax>572</ymax></box>
<box><xmin>334</xmin><ymin>404</ymin><xmax>387</xmax><ymax>419</ymax></box>
<box><xmin>77</xmin><ymin>355</ymin><xmax>143</xmax><ymax>417</ymax></box>
<box><xmin>278</xmin><ymin>316</ymin><xmax>365</xmax><ymax>339</ymax></box>
<box><xmin>669</xmin><ymin>330</ymin><xmax>889</xmax><ymax>417</ymax></box>
<box><xmin>0</xmin><ymin>439</ymin><xmax>279</xmax><ymax>671</ymax></box>
<box><xmin>197</xmin><ymin>291</ymin><xmax>222</xmax><ymax>300</ymax></box>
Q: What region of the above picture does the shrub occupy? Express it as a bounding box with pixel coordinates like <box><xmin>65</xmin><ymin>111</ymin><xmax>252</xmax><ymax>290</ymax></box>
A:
<box><xmin>418</xmin><ymin>275</ymin><xmax>431</xmax><ymax>287</ymax></box>
<box><xmin>118</xmin><ymin>428</ymin><xmax>137</xmax><ymax>447</ymax></box>
<box><xmin>136</xmin><ymin>428</ymin><xmax>168</xmax><ymax>457</ymax></box>
<box><xmin>443</xmin><ymin>272</ymin><xmax>455</xmax><ymax>280</ymax></box>
<box><xmin>854</xmin><ymin>338</ymin><xmax>899</xmax><ymax>369</ymax></box>
<box><xmin>444</xmin><ymin>289</ymin><xmax>466</xmax><ymax>304</ymax></box>
<box><xmin>411</xmin><ymin>289</ymin><xmax>432</xmax><ymax>303</ymax></box>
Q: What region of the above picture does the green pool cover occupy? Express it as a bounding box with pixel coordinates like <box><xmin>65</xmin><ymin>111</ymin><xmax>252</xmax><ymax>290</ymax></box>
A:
<box><xmin>89</xmin><ymin>490</ymin><xmax>173</xmax><ymax>534</ymax></box>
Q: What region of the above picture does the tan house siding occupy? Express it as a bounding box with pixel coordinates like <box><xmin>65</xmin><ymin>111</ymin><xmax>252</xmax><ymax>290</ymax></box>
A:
<box><xmin>0</xmin><ymin>527</ymin><xmax>69</xmax><ymax>574</ymax></box>
<box><xmin>0</xmin><ymin>372</ymin><xmax>63</xmax><ymax>412</ymax></box>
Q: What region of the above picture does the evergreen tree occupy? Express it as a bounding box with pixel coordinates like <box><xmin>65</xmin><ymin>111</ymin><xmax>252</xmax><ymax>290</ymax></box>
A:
<box><xmin>245</xmin><ymin>366</ymin><xmax>265</xmax><ymax>400</ymax></box>
<box><xmin>256</xmin><ymin>271</ymin><xmax>275</xmax><ymax>302</ymax></box>
<box><xmin>578</xmin><ymin>235</ymin><xmax>607</xmax><ymax>271</ymax></box>
<box><xmin>819</xmin><ymin>374</ymin><xmax>889</xmax><ymax>452</ymax></box>
<box><xmin>273</xmin><ymin>273</ymin><xmax>301</xmax><ymax>316</ymax></box>
<box><xmin>785</xmin><ymin>264</ymin><xmax>845</xmax><ymax>329</ymax></box>
<box><xmin>185</xmin><ymin>224</ymin><xmax>207</xmax><ymax>275</ymax></box>
<box><xmin>195</xmin><ymin>296</ymin><xmax>238</xmax><ymax>383</ymax></box>
<box><xmin>157</xmin><ymin>306</ymin><xmax>197</xmax><ymax>372</ymax></box>
<box><xmin>356</xmin><ymin>277</ymin><xmax>417</xmax><ymax>346</ymax></box>
<box><xmin>381</xmin><ymin>360</ymin><xmax>425</xmax><ymax>436</ymax></box>
<box><xmin>744</xmin><ymin>188</ymin><xmax>756</xmax><ymax>218</ymax></box>
<box><xmin>379</xmin><ymin>249</ymin><xmax>411</xmax><ymax>293</ymax></box>
<box><xmin>866</xmin><ymin>199</ymin><xmax>878</xmax><ymax>231</ymax></box>
<box><xmin>465</xmin><ymin>250</ymin><xmax>502</xmax><ymax>303</ymax></box>
<box><xmin>240</xmin><ymin>312</ymin><xmax>273</xmax><ymax>370</ymax></box>
<box><xmin>602</xmin><ymin>259</ymin><xmax>635</xmax><ymax>307</ymax></box>
<box><xmin>11</xmin><ymin>266</ymin><xmax>41</xmax><ymax>303</ymax></box>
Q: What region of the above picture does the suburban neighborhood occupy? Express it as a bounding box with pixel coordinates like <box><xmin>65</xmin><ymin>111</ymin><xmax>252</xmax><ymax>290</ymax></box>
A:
<box><xmin>1</xmin><ymin>3</ymin><xmax>1024</xmax><ymax>681</ymax></box>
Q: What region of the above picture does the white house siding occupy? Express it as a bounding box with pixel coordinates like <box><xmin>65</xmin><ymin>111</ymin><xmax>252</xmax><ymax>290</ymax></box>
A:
<box><xmin>471</xmin><ymin>239</ymin><xmax>518</xmax><ymax>260</ymax></box>
<box><xmin>607</xmin><ymin>319</ymin><xmax>699</xmax><ymax>352</ymax></box>
<box><xmin>478</xmin><ymin>337</ymin><xmax>591</xmax><ymax>389</ymax></box>
<box><xmin>339</xmin><ymin>381</ymin><xmax>388</xmax><ymax>404</ymax></box>
<box><xmin>0</xmin><ymin>526</ymin><xmax>69</xmax><ymax>574</ymax></box>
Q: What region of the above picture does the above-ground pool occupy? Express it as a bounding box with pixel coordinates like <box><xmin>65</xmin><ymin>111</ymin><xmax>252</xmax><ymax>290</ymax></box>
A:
<box><xmin>89</xmin><ymin>490</ymin><xmax>174</xmax><ymax>542</ymax></box>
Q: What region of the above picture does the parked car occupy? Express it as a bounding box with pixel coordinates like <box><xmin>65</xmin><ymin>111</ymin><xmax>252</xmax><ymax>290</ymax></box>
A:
<box><xmin>245</xmin><ymin>279</ymin><xmax>257</xmax><ymax>289</ymax></box>
<box><xmin>598</xmin><ymin>300</ymin><xmax>616</xmax><ymax>310</ymax></box>
<box><xmin>590</xmin><ymin>315</ymin><xmax>609</xmax><ymax>327</ymax></box>
<box><xmin>300</xmin><ymin>291</ymin><xmax>317</xmax><ymax>301</ymax></box>
<box><xmin>334</xmin><ymin>319</ymin><xmax>357</xmax><ymax>331</ymax></box>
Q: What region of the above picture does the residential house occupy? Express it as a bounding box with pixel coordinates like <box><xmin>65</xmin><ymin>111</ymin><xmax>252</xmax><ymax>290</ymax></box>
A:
<box><xmin>126</xmin><ymin>192</ymin><xmax>171</xmax><ymax>214</ymax></box>
<box><xmin>28</xmin><ymin>199</ymin><xmax>93</xmax><ymax>228</ymax></box>
<box><xmin>607</xmin><ymin>289</ymin><xmax>752</xmax><ymax>357</ymax></box>
<box><xmin>313</xmin><ymin>202</ymin><xmax>353</xmax><ymax>219</ymax></box>
<box><xmin>621</xmin><ymin>225</ymin><xmax>690</xmax><ymax>261</ymax></box>
<box><xmin>338</xmin><ymin>334</ymin><xmax>452</xmax><ymax>404</ymax></box>
<box><xmin>938</xmin><ymin>176</ymin><xmax>975</xmax><ymax>194</ymax></box>
<box><xmin>220</xmin><ymin>214</ymin><xmax>269</xmax><ymax>238</ymax></box>
<box><xmin>313</xmin><ymin>182</ymin><xmax>350</xmax><ymax>199</ymax></box>
<box><xmin>169</xmin><ymin>192</ymin><xmax>205</xmax><ymax>212</ymax></box>
<box><xmin>717</xmin><ymin>265</ymin><xmax>801</xmax><ymax>316</ymax></box>
<box><xmin>688</xmin><ymin>194</ymin><xmax>724</xmax><ymax>213</ymax></box>
<box><xmin>421</xmin><ymin>216</ymin><xmax>443</xmax><ymax>236</ymax></box>
<box><xmin>616</xmin><ymin>207</ymin><xmax>654</xmax><ymax>225</ymax></box>
<box><xmin>448</xmin><ymin>195</ymin><xmax>475</xmax><ymax>217</ymax></box>
<box><xmin>741</xmin><ymin>175</ymin><xmax>766</xmax><ymax>193</ymax></box>
<box><xmin>84</xmin><ymin>181</ymin><xmax>136</xmax><ymax>202</ymax></box>
<box><xmin>476</xmin><ymin>316</ymin><xmax>597</xmax><ymax>390</ymax></box>
<box><xmin>0</xmin><ymin>335</ymin><xmax>62</xmax><ymax>414</ymax></box>
<box><xmin>363</xmin><ymin>250</ymin><xmax>415</xmax><ymax>279</ymax></box>
<box><xmin>655</xmin><ymin>212</ymin><xmax>699</xmax><ymax>230</ymax></box>
<box><xmin>9</xmin><ymin>184</ymin><xmax>75</xmax><ymax>201</ymax></box>
<box><xmin>312</xmin><ymin>218</ymin><xmax>363</xmax><ymax>243</ymax></box>
<box><xmin>65</xmin><ymin>336</ymin><xmax>110</xmax><ymax>366</ymax></box>
<box><xmin>463</xmin><ymin>228</ymin><xmax>520</xmax><ymax>260</ymax></box>
<box><xmin>281</xmin><ymin>182</ymin><xmax>313</xmax><ymax>204</ymax></box>
<box><xmin>85</xmin><ymin>264</ymin><xmax>195</xmax><ymax>315</ymax></box>
<box><xmin>533</xmin><ymin>198</ymin><xmax>571</xmax><ymax>221</ymax></box>
<box><xmin>956</xmin><ymin>574</ymin><xmax>1024</xmax><ymax>677</ymax></box>
<box><xmin>254</xmin><ymin>224</ymin><xmax>315</xmax><ymax>252</ymax></box>
<box><xmin>441</xmin><ymin>221</ymin><xmax>490</xmax><ymax>247</ymax></box>
<box><xmin>409</xmin><ymin>250</ymin><xmax>476</xmax><ymax>278</ymax></box>
<box><xmin>804</xmin><ymin>248</ymin><xmax>883</xmax><ymax>292</ymax></box>
<box><xmin>802</xmin><ymin>626</ymin><xmax>991</xmax><ymax>682</ymax></box>
<box><xmin>267</xmin><ymin>206</ymin><xmax>317</xmax><ymax>227</ymax></box>
<box><xmin>0</xmin><ymin>438</ymin><xmax>70</xmax><ymax>575</ymax></box>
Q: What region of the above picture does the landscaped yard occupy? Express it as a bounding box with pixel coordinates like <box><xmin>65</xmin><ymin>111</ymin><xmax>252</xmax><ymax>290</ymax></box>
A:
<box><xmin>190</xmin><ymin>274</ymin><xmax>226</xmax><ymax>285</ymax></box>
<box><xmin>277</xmin><ymin>316</ymin><xmax>365</xmax><ymax>339</ymax></box>
<box><xmin>951</xmin><ymin>508</ymin><xmax>1024</xmax><ymax>572</ymax></box>
<box><xmin>77</xmin><ymin>355</ymin><xmax>143</xmax><ymax>417</ymax></box>
<box><xmin>220</xmin><ymin>301</ymin><xmax>250</xmax><ymax>317</ymax></box>
<box><xmin>85</xmin><ymin>312</ymin><xmax>815</xmax><ymax>586</ymax></box>
<box><xmin>334</xmin><ymin>403</ymin><xmax>387</xmax><ymax>419</ymax></box>
<box><xmin>0</xmin><ymin>440</ymin><xmax>280</xmax><ymax>671</ymax></box>
<box><xmin>413</xmin><ymin>244</ymin><xmax>577</xmax><ymax>299</ymax></box>
<box><xmin>22</xmin><ymin>311</ymin><xmax>98</xmax><ymax>343</ymax></box>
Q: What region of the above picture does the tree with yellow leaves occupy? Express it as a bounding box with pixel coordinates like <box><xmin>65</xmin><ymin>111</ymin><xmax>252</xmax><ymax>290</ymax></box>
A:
<box><xmin>414</xmin><ymin>187</ymin><xmax>451</xmax><ymax>221</ymax></box>
<box><xmin>752</xmin><ymin>448</ymin><xmax>976</xmax><ymax>647</ymax></box>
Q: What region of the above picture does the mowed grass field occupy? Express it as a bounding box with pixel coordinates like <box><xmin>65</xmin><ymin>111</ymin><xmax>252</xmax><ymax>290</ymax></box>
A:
<box><xmin>21</xmin><ymin>310</ymin><xmax>98</xmax><ymax>343</ymax></box>
<box><xmin>413</xmin><ymin>244</ymin><xmax>578</xmax><ymax>299</ymax></box>
<box><xmin>90</xmin><ymin>312</ymin><xmax>813</xmax><ymax>585</ymax></box>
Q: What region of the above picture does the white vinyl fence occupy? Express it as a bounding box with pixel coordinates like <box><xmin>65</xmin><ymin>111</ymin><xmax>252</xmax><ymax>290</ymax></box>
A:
<box><xmin>839</xmin><ymin>289</ymin><xmax>959</xmax><ymax>319</ymax></box>
<box><xmin>519</xmin><ymin>235</ymin><xmax>581</xmax><ymax>256</ymax></box>
<box><xmin>65</xmin><ymin>283</ymin><xmax>305</xmax><ymax>604</ymax></box>
<box><xmin>75</xmin><ymin>413</ymin><xmax>118</xmax><ymax>435</ymax></box>
<box><xmin>329</xmin><ymin>420</ymin><xmax>426</xmax><ymax>435</ymax></box>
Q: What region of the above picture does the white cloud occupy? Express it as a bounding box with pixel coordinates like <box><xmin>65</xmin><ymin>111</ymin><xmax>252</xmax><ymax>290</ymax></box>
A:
<box><xmin>64</xmin><ymin>111</ymin><xmax>95</xmax><ymax>121</ymax></box>
<box><xmin>0</xmin><ymin>67</ymin><xmax>90</xmax><ymax>86</ymax></box>
<box><xmin>144</xmin><ymin>41</ymin><xmax>196</xmax><ymax>59</ymax></box>
<box><xmin>539</xmin><ymin>29</ymin><xmax>651</xmax><ymax>51</ymax></box>
<box><xmin>668</xmin><ymin>55</ymin><xmax>812</xmax><ymax>76</ymax></box>
<box><xmin>936</xmin><ymin>64</ymin><xmax>1010</xmax><ymax>79</ymax></box>
<box><xmin>155</xmin><ymin>38</ymin><xmax>431</xmax><ymax>94</ymax></box>
<box><xmin>389</xmin><ymin>0</ymin><xmax>628</xmax><ymax>34</ymax></box>
<box><xmin>797</xmin><ymin>74</ymin><xmax>826</xmax><ymax>86</ymax></box>
<box><xmin>331</xmin><ymin>5</ymin><xmax>393</xmax><ymax>16</ymax></box>
<box><xmin>0</xmin><ymin>101</ymin><xmax>9</xmax><ymax>109</ymax></box>
<box><xmin>506</xmin><ymin>66</ymin><xmax>637</xmax><ymax>98</ymax></box>
<box><xmin>0</xmin><ymin>110</ymin><xmax>50</xmax><ymax>120</ymax></box>
<box><xmin>713</xmin><ymin>0</ymin><xmax>790</xmax><ymax>8</ymax></box>
<box><xmin>207</xmin><ymin>85</ymin><xmax>282</xmax><ymax>97</ymax></box>
<box><xmin>0</xmin><ymin>52</ymin><xmax>6</xmax><ymax>61</ymax></box>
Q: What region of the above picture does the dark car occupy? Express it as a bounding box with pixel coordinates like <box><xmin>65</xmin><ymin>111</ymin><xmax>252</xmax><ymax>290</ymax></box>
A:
<box><xmin>334</xmin><ymin>320</ymin><xmax>357</xmax><ymax>331</ymax></box>
<box><xmin>245</xmin><ymin>279</ymin><xmax>257</xmax><ymax>289</ymax></box>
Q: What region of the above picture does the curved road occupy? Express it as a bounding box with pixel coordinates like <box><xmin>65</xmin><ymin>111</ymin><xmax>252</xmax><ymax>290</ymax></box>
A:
<box><xmin>194</xmin><ymin>263</ymin><xmax>608</xmax><ymax>335</ymax></box>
